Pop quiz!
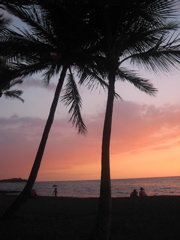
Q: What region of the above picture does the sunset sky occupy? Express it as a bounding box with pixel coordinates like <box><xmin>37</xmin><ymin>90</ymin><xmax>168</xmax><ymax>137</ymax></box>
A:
<box><xmin>1</xmin><ymin>4</ymin><xmax>180</xmax><ymax>182</ymax></box>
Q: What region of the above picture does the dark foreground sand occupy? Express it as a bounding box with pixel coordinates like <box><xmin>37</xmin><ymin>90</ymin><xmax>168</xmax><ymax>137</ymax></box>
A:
<box><xmin>1</xmin><ymin>195</ymin><xmax>180</xmax><ymax>240</ymax></box>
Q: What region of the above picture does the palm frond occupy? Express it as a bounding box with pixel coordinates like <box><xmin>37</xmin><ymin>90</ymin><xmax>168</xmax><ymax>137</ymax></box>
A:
<box><xmin>8</xmin><ymin>78</ymin><xmax>23</xmax><ymax>88</ymax></box>
<box><xmin>9</xmin><ymin>61</ymin><xmax>52</xmax><ymax>79</ymax></box>
<box><xmin>2</xmin><ymin>78</ymin><xmax>23</xmax><ymax>91</ymax></box>
<box><xmin>0</xmin><ymin>59</ymin><xmax>23</xmax><ymax>94</ymax></box>
<box><xmin>3</xmin><ymin>89</ymin><xmax>24</xmax><ymax>102</ymax></box>
<box><xmin>75</xmin><ymin>54</ymin><xmax>107</xmax><ymax>90</ymax></box>
<box><xmin>77</xmin><ymin>65</ymin><xmax>121</xmax><ymax>99</ymax></box>
<box><xmin>131</xmin><ymin>0</ymin><xmax>178</xmax><ymax>24</ymax></box>
<box><xmin>61</xmin><ymin>69</ymin><xmax>87</xmax><ymax>135</ymax></box>
<box><xmin>42</xmin><ymin>62</ymin><xmax>63</xmax><ymax>84</ymax></box>
<box><xmin>4</xmin><ymin>4</ymin><xmax>56</xmax><ymax>46</ymax></box>
<box><xmin>117</xmin><ymin>68</ymin><xmax>157</xmax><ymax>96</ymax></box>
<box><xmin>119</xmin><ymin>21</ymin><xmax>179</xmax><ymax>60</ymax></box>
<box><xmin>0</xmin><ymin>27</ymin><xmax>56</xmax><ymax>62</ymax></box>
<box><xmin>77</xmin><ymin>66</ymin><xmax>106</xmax><ymax>91</ymax></box>
<box><xmin>129</xmin><ymin>36</ymin><xmax>180</xmax><ymax>73</ymax></box>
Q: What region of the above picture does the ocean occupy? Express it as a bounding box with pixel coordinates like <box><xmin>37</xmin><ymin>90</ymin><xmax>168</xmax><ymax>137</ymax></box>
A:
<box><xmin>0</xmin><ymin>176</ymin><xmax>180</xmax><ymax>198</ymax></box>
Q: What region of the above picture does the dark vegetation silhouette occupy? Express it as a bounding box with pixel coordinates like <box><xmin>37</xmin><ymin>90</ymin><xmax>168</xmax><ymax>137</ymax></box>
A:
<box><xmin>0</xmin><ymin>1</ymin><xmax>107</xmax><ymax>220</ymax></box>
<box><xmin>86</xmin><ymin>1</ymin><xmax>180</xmax><ymax>239</ymax></box>
<box><xmin>0</xmin><ymin>16</ymin><xmax>23</xmax><ymax>100</ymax></box>
<box><xmin>1</xmin><ymin>1</ymin><xmax>180</xmax><ymax>240</ymax></box>
<box><xmin>0</xmin><ymin>59</ymin><xmax>24</xmax><ymax>101</ymax></box>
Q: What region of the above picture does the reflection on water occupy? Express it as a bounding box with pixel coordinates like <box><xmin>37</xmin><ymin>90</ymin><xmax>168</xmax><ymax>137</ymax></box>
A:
<box><xmin>0</xmin><ymin>176</ymin><xmax>180</xmax><ymax>198</ymax></box>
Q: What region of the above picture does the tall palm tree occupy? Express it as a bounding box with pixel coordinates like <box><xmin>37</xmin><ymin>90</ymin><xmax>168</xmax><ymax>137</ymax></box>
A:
<box><xmin>86</xmin><ymin>1</ymin><xmax>180</xmax><ymax>239</ymax></box>
<box><xmin>0</xmin><ymin>1</ymin><xmax>106</xmax><ymax>220</ymax></box>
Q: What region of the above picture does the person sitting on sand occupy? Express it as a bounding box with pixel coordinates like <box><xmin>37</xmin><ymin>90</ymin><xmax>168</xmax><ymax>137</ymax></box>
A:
<box><xmin>139</xmin><ymin>187</ymin><xmax>148</xmax><ymax>197</ymax></box>
<box><xmin>130</xmin><ymin>189</ymin><xmax>138</xmax><ymax>197</ymax></box>
<box><xmin>30</xmin><ymin>189</ymin><xmax>37</xmax><ymax>198</ymax></box>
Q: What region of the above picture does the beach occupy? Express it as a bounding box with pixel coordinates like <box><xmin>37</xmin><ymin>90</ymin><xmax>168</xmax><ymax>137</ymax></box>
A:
<box><xmin>1</xmin><ymin>195</ymin><xmax>180</xmax><ymax>240</ymax></box>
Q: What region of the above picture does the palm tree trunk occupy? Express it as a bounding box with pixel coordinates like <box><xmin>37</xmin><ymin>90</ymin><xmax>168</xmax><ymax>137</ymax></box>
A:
<box><xmin>0</xmin><ymin>65</ymin><xmax>68</xmax><ymax>221</ymax></box>
<box><xmin>89</xmin><ymin>72</ymin><xmax>115</xmax><ymax>240</ymax></box>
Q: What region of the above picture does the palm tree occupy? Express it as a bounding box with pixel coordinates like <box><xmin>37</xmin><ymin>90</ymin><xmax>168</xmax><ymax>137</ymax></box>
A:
<box><xmin>0</xmin><ymin>1</ymin><xmax>106</xmax><ymax>220</ymax></box>
<box><xmin>86</xmin><ymin>1</ymin><xmax>180</xmax><ymax>239</ymax></box>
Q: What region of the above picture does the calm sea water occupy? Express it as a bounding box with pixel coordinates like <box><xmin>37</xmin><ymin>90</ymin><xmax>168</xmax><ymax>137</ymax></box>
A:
<box><xmin>0</xmin><ymin>176</ymin><xmax>180</xmax><ymax>198</ymax></box>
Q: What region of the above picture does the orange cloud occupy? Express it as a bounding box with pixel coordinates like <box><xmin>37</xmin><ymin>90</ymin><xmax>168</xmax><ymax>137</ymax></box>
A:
<box><xmin>111</xmin><ymin>102</ymin><xmax>180</xmax><ymax>154</ymax></box>
<box><xmin>1</xmin><ymin>101</ymin><xmax>180</xmax><ymax>181</ymax></box>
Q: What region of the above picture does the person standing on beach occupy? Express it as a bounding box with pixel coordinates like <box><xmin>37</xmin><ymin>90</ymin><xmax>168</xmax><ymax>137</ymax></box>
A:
<box><xmin>53</xmin><ymin>187</ymin><xmax>58</xmax><ymax>197</ymax></box>
<box><xmin>139</xmin><ymin>187</ymin><xmax>148</xmax><ymax>197</ymax></box>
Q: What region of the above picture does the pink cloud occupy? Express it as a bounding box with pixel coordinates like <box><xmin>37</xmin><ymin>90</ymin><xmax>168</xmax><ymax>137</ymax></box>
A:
<box><xmin>111</xmin><ymin>102</ymin><xmax>180</xmax><ymax>153</ymax></box>
<box><xmin>1</xmin><ymin>101</ymin><xmax>180</xmax><ymax>180</ymax></box>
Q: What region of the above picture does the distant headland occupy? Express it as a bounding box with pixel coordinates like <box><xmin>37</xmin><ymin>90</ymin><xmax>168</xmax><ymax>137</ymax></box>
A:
<box><xmin>0</xmin><ymin>178</ymin><xmax>27</xmax><ymax>183</ymax></box>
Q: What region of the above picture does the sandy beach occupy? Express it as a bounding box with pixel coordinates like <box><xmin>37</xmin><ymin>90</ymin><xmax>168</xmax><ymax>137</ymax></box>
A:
<box><xmin>1</xmin><ymin>195</ymin><xmax>180</xmax><ymax>240</ymax></box>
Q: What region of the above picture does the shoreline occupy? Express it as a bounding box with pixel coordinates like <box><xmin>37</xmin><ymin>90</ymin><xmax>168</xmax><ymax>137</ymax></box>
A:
<box><xmin>1</xmin><ymin>195</ymin><xmax>180</xmax><ymax>240</ymax></box>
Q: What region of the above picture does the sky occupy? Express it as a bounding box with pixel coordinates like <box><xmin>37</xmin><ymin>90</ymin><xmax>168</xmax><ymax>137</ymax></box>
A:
<box><xmin>1</xmin><ymin>4</ymin><xmax>180</xmax><ymax>181</ymax></box>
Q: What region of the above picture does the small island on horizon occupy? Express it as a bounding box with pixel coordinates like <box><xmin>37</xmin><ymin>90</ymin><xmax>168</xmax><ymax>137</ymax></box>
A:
<box><xmin>0</xmin><ymin>178</ymin><xmax>27</xmax><ymax>183</ymax></box>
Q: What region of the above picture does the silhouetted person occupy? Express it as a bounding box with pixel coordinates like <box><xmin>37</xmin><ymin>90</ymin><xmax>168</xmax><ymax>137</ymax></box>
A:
<box><xmin>130</xmin><ymin>189</ymin><xmax>138</xmax><ymax>197</ymax></box>
<box><xmin>139</xmin><ymin>187</ymin><xmax>148</xmax><ymax>197</ymax></box>
<box><xmin>54</xmin><ymin>187</ymin><xmax>58</xmax><ymax>197</ymax></box>
<box><xmin>30</xmin><ymin>189</ymin><xmax>37</xmax><ymax>198</ymax></box>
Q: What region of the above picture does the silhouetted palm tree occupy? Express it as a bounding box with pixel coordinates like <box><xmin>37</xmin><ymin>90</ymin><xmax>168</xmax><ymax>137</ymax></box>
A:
<box><xmin>0</xmin><ymin>2</ymin><xmax>106</xmax><ymax>220</ymax></box>
<box><xmin>86</xmin><ymin>1</ymin><xmax>180</xmax><ymax>239</ymax></box>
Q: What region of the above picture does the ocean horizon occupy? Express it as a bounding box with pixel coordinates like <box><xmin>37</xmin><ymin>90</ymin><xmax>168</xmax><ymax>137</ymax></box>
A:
<box><xmin>0</xmin><ymin>176</ymin><xmax>180</xmax><ymax>198</ymax></box>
